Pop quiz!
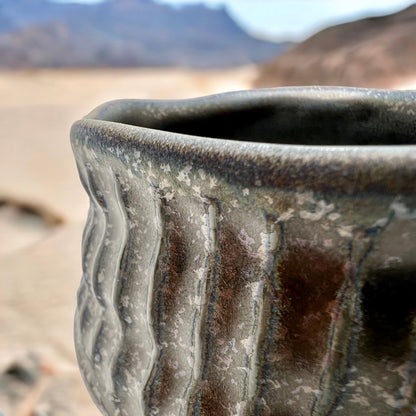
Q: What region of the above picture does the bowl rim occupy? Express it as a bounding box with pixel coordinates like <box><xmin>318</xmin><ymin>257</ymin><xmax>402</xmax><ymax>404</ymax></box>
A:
<box><xmin>71</xmin><ymin>87</ymin><xmax>416</xmax><ymax>196</ymax></box>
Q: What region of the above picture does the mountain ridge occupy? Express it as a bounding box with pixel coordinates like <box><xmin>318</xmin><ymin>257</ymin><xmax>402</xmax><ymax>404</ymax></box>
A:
<box><xmin>0</xmin><ymin>0</ymin><xmax>292</xmax><ymax>68</ymax></box>
<box><xmin>254</xmin><ymin>3</ymin><xmax>416</xmax><ymax>88</ymax></box>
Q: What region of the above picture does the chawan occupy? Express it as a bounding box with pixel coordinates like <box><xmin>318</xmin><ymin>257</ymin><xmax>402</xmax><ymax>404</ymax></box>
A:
<box><xmin>71</xmin><ymin>87</ymin><xmax>416</xmax><ymax>416</ymax></box>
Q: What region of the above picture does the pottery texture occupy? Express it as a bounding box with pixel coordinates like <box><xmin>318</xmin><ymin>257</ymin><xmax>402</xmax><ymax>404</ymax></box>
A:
<box><xmin>71</xmin><ymin>88</ymin><xmax>416</xmax><ymax>416</ymax></box>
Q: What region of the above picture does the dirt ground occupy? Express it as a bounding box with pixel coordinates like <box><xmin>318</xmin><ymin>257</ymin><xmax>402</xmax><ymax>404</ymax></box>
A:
<box><xmin>0</xmin><ymin>66</ymin><xmax>414</xmax><ymax>416</ymax></box>
<box><xmin>0</xmin><ymin>66</ymin><xmax>255</xmax><ymax>416</ymax></box>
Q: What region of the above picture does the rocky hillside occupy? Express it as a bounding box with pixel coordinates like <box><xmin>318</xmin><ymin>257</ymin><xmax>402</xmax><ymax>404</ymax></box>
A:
<box><xmin>0</xmin><ymin>0</ymin><xmax>291</xmax><ymax>68</ymax></box>
<box><xmin>254</xmin><ymin>4</ymin><xmax>416</xmax><ymax>88</ymax></box>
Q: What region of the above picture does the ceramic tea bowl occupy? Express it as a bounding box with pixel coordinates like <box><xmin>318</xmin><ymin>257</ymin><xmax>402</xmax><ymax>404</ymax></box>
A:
<box><xmin>71</xmin><ymin>87</ymin><xmax>416</xmax><ymax>416</ymax></box>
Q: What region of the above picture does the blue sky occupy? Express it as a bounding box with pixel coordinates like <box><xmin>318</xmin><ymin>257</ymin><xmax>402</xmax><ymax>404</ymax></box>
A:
<box><xmin>55</xmin><ymin>0</ymin><xmax>416</xmax><ymax>40</ymax></box>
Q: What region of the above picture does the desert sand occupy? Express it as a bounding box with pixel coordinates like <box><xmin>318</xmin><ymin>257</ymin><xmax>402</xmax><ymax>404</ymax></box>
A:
<box><xmin>1</xmin><ymin>66</ymin><xmax>415</xmax><ymax>416</ymax></box>
<box><xmin>0</xmin><ymin>66</ymin><xmax>255</xmax><ymax>416</ymax></box>
<box><xmin>396</xmin><ymin>78</ymin><xmax>416</xmax><ymax>91</ymax></box>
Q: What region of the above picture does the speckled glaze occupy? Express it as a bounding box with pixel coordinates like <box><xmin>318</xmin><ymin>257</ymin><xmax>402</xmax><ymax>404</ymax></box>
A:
<box><xmin>71</xmin><ymin>87</ymin><xmax>416</xmax><ymax>416</ymax></box>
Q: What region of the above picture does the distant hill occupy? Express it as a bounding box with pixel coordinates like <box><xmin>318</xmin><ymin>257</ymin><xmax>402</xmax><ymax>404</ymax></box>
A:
<box><xmin>0</xmin><ymin>0</ymin><xmax>292</xmax><ymax>68</ymax></box>
<box><xmin>254</xmin><ymin>4</ymin><xmax>416</xmax><ymax>88</ymax></box>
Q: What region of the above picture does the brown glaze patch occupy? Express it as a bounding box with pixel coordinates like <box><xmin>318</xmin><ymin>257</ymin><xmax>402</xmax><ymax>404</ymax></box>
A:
<box><xmin>160</xmin><ymin>217</ymin><xmax>187</xmax><ymax>317</ymax></box>
<box><xmin>276</xmin><ymin>239</ymin><xmax>346</xmax><ymax>366</ymax></box>
<box><xmin>212</xmin><ymin>223</ymin><xmax>254</xmax><ymax>335</ymax></box>
<box><xmin>199</xmin><ymin>222</ymin><xmax>260</xmax><ymax>414</ymax></box>
<box><xmin>148</xmin><ymin>356</ymin><xmax>177</xmax><ymax>409</ymax></box>
<box><xmin>146</xmin><ymin>211</ymin><xmax>188</xmax><ymax>410</ymax></box>
<box><xmin>199</xmin><ymin>381</ymin><xmax>231</xmax><ymax>416</ymax></box>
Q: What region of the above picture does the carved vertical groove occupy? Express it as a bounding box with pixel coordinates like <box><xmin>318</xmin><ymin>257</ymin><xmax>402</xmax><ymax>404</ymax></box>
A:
<box><xmin>142</xmin><ymin>191</ymin><xmax>170</xmax><ymax>413</ymax></box>
<box><xmin>240</xmin><ymin>214</ymin><xmax>284</xmax><ymax>415</ymax></box>
<box><xmin>108</xmin><ymin>178</ymin><xmax>139</xmax><ymax>416</ymax></box>
<box><xmin>311</xmin><ymin>211</ymin><xmax>395</xmax><ymax>416</ymax></box>
<box><xmin>98</xmin><ymin>177</ymin><xmax>164</xmax><ymax>416</ymax></box>
<box><xmin>181</xmin><ymin>198</ymin><xmax>220</xmax><ymax>416</ymax></box>
<box><xmin>91</xmin><ymin>170</ymin><xmax>128</xmax><ymax>415</ymax></box>
<box><xmin>141</xmin><ymin>187</ymin><xmax>165</xmax><ymax>415</ymax></box>
<box><xmin>74</xmin><ymin>161</ymin><xmax>109</xmax><ymax>415</ymax></box>
<box><xmin>237</xmin><ymin>215</ymin><xmax>284</xmax><ymax>414</ymax></box>
<box><xmin>74</xmin><ymin>162</ymin><xmax>129</xmax><ymax>416</ymax></box>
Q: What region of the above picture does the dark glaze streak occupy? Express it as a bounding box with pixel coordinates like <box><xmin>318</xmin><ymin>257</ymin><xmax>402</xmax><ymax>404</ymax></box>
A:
<box><xmin>145</xmin><ymin>190</ymin><xmax>188</xmax><ymax>411</ymax></box>
<box><xmin>311</xmin><ymin>211</ymin><xmax>395</xmax><ymax>416</ymax></box>
<box><xmin>140</xmin><ymin>186</ymin><xmax>164</xmax><ymax>415</ymax></box>
<box><xmin>252</xmin><ymin>215</ymin><xmax>285</xmax><ymax>416</ymax></box>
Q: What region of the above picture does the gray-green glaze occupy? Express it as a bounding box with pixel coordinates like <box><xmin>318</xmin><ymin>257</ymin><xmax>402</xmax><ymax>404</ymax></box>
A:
<box><xmin>71</xmin><ymin>87</ymin><xmax>416</xmax><ymax>416</ymax></box>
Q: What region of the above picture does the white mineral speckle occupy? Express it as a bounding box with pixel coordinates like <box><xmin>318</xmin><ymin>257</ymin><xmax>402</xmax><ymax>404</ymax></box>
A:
<box><xmin>198</xmin><ymin>169</ymin><xmax>206</xmax><ymax>179</ymax></box>
<box><xmin>279</xmin><ymin>208</ymin><xmax>294</xmax><ymax>221</ymax></box>
<box><xmin>296</xmin><ymin>191</ymin><xmax>315</xmax><ymax>205</ymax></box>
<box><xmin>238</xmin><ymin>229</ymin><xmax>255</xmax><ymax>251</ymax></box>
<box><xmin>192</xmin><ymin>185</ymin><xmax>201</xmax><ymax>194</ymax></box>
<box><xmin>373</xmin><ymin>217</ymin><xmax>389</xmax><ymax>228</ymax></box>
<box><xmin>350</xmin><ymin>394</ymin><xmax>370</xmax><ymax>406</ymax></box>
<box><xmin>209</xmin><ymin>177</ymin><xmax>218</xmax><ymax>188</ymax></box>
<box><xmin>328</xmin><ymin>212</ymin><xmax>341</xmax><ymax>221</ymax></box>
<box><xmin>337</xmin><ymin>225</ymin><xmax>354</xmax><ymax>238</ymax></box>
<box><xmin>264</xmin><ymin>195</ymin><xmax>274</xmax><ymax>205</ymax></box>
<box><xmin>160</xmin><ymin>163</ymin><xmax>171</xmax><ymax>173</ymax></box>
<box><xmin>177</xmin><ymin>165</ymin><xmax>192</xmax><ymax>186</ymax></box>
<box><xmin>299</xmin><ymin>201</ymin><xmax>334</xmax><ymax>221</ymax></box>
<box><xmin>391</xmin><ymin>200</ymin><xmax>416</xmax><ymax>220</ymax></box>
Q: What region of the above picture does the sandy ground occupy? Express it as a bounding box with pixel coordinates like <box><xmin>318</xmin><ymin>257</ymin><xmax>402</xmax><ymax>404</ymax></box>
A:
<box><xmin>0</xmin><ymin>66</ymin><xmax>255</xmax><ymax>416</ymax></box>
<box><xmin>395</xmin><ymin>78</ymin><xmax>416</xmax><ymax>90</ymax></box>
<box><xmin>1</xmin><ymin>66</ymin><xmax>414</xmax><ymax>416</ymax></box>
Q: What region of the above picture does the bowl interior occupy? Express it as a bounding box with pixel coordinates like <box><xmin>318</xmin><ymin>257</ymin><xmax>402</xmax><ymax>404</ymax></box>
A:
<box><xmin>153</xmin><ymin>100</ymin><xmax>416</xmax><ymax>145</ymax></box>
<box><xmin>93</xmin><ymin>90</ymin><xmax>416</xmax><ymax>146</ymax></box>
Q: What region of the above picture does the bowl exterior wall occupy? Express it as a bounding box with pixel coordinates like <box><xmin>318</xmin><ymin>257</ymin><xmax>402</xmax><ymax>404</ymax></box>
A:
<box><xmin>72</xmin><ymin>92</ymin><xmax>416</xmax><ymax>416</ymax></box>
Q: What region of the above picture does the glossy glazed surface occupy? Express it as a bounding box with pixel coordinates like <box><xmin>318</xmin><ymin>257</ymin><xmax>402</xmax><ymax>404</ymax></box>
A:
<box><xmin>71</xmin><ymin>87</ymin><xmax>416</xmax><ymax>416</ymax></box>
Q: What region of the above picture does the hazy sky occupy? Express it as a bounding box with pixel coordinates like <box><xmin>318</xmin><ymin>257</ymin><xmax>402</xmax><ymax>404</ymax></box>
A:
<box><xmin>56</xmin><ymin>0</ymin><xmax>416</xmax><ymax>40</ymax></box>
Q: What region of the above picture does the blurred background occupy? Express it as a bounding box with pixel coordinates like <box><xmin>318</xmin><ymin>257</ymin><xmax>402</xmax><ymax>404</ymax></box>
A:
<box><xmin>0</xmin><ymin>0</ymin><xmax>415</xmax><ymax>414</ymax></box>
